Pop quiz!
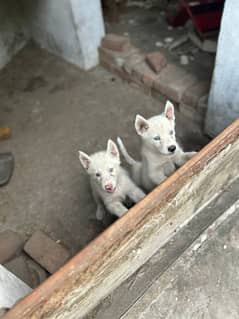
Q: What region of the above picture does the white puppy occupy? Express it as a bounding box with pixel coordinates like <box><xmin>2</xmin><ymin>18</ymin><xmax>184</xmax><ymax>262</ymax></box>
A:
<box><xmin>117</xmin><ymin>101</ymin><xmax>197</xmax><ymax>192</ymax></box>
<box><xmin>79</xmin><ymin>139</ymin><xmax>145</xmax><ymax>220</ymax></box>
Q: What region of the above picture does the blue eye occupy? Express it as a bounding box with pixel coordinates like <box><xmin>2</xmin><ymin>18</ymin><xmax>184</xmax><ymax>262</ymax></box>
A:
<box><xmin>153</xmin><ymin>136</ymin><xmax>160</xmax><ymax>141</ymax></box>
<box><xmin>96</xmin><ymin>172</ymin><xmax>101</xmax><ymax>177</ymax></box>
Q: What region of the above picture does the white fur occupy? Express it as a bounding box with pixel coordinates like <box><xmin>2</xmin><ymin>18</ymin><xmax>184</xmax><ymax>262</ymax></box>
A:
<box><xmin>79</xmin><ymin>140</ymin><xmax>145</xmax><ymax>220</ymax></box>
<box><xmin>117</xmin><ymin>101</ymin><xmax>197</xmax><ymax>192</ymax></box>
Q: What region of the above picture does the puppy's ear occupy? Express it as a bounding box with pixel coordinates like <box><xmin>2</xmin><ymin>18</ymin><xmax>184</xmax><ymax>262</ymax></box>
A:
<box><xmin>164</xmin><ymin>100</ymin><xmax>175</xmax><ymax>121</ymax></box>
<box><xmin>135</xmin><ymin>115</ymin><xmax>149</xmax><ymax>136</ymax></box>
<box><xmin>79</xmin><ymin>151</ymin><xmax>91</xmax><ymax>170</ymax></box>
<box><xmin>107</xmin><ymin>139</ymin><xmax>120</xmax><ymax>159</ymax></box>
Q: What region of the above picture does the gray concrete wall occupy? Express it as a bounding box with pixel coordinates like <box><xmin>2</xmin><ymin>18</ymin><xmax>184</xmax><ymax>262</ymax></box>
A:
<box><xmin>0</xmin><ymin>1</ymin><xmax>29</xmax><ymax>69</ymax></box>
<box><xmin>23</xmin><ymin>0</ymin><xmax>105</xmax><ymax>70</ymax></box>
<box><xmin>205</xmin><ymin>0</ymin><xmax>239</xmax><ymax>137</ymax></box>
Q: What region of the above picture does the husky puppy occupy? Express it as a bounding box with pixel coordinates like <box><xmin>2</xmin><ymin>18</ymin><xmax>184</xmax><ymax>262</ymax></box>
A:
<box><xmin>117</xmin><ymin>101</ymin><xmax>197</xmax><ymax>192</ymax></box>
<box><xmin>79</xmin><ymin>139</ymin><xmax>145</xmax><ymax>220</ymax></box>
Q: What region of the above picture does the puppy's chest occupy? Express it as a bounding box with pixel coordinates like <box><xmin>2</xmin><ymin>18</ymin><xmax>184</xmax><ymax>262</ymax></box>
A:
<box><xmin>160</xmin><ymin>160</ymin><xmax>176</xmax><ymax>176</ymax></box>
<box><xmin>151</xmin><ymin>157</ymin><xmax>176</xmax><ymax>176</ymax></box>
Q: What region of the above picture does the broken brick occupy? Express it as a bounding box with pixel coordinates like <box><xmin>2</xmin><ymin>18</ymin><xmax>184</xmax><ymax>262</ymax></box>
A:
<box><xmin>100</xmin><ymin>58</ymin><xmax>131</xmax><ymax>82</ymax></box>
<box><xmin>123</xmin><ymin>51</ymin><xmax>145</xmax><ymax>75</ymax></box>
<box><xmin>132</xmin><ymin>61</ymin><xmax>157</xmax><ymax>88</ymax></box>
<box><xmin>98</xmin><ymin>45</ymin><xmax>138</xmax><ymax>67</ymax></box>
<box><xmin>153</xmin><ymin>64</ymin><xmax>197</xmax><ymax>103</ymax></box>
<box><xmin>24</xmin><ymin>231</ymin><xmax>71</xmax><ymax>274</ymax></box>
<box><xmin>0</xmin><ymin>230</ymin><xmax>23</xmax><ymax>264</ymax></box>
<box><xmin>182</xmin><ymin>81</ymin><xmax>210</xmax><ymax>109</ymax></box>
<box><xmin>146</xmin><ymin>52</ymin><xmax>167</xmax><ymax>73</ymax></box>
<box><xmin>101</xmin><ymin>34</ymin><xmax>131</xmax><ymax>52</ymax></box>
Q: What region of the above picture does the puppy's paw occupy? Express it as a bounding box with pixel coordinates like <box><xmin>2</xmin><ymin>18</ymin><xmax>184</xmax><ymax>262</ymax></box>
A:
<box><xmin>96</xmin><ymin>206</ymin><xmax>105</xmax><ymax>220</ymax></box>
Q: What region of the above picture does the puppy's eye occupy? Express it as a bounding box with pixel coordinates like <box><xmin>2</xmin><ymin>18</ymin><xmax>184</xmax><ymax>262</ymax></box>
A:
<box><xmin>109</xmin><ymin>168</ymin><xmax>114</xmax><ymax>173</ymax></box>
<box><xmin>96</xmin><ymin>172</ymin><xmax>101</xmax><ymax>177</ymax></box>
<box><xmin>170</xmin><ymin>130</ymin><xmax>174</xmax><ymax>135</ymax></box>
<box><xmin>153</xmin><ymin>136</ymin><xmax>160</xmax><ymax>141</ymax></box>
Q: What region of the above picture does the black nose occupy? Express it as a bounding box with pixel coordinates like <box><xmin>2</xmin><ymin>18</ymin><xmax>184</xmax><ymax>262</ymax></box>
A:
<box><xmin>168</xmin><ymin>145</ymin><xmax>176</xmax><ymax>153</ymax></box>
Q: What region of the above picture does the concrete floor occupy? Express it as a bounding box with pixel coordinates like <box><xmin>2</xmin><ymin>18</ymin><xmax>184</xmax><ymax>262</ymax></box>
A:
<box><xmin>122</xmin><ymin>179</ymin><xmax>239</xmax><ymax>319</ymax></box>
<box><xmin>107</xmin><ymin>6</ymin><xmax>215</xmax><ymax>81</ymax></box>
<box><xmin>0</xmin><ymin>43</ymin><xmax>208</xmax><ymax>255</ymax></box>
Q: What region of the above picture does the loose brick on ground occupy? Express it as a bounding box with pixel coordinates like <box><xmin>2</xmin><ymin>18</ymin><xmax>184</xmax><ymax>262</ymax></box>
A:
<box><xmin>182</xmin><ymin>81</ymin><xmax>210</xmax><ymax>109</ymax></box>
<box><xmin>153</xmin><ymin>64</ymin><xmax>198</xmax><ymax>103</ymax></box>
<box><xmin>123</xmin><ymin>51</ymin><xmax>145</xmax><ymax>75</ymax></box>
<box><xmin>24</xmin><ymin>231</ymin><xmax>71</xmax><ymax>274</ymax></box>
<box><xmin>146</xmin><ymin>52</ymin><xmax>167</xmax><ymax>73</ymax></box>
<box><xmin>132</xmin><ymin>61</ymin><xmax>157</xmax><ymax>88</ymax></box>
<box><xmin>0</xmin><ymin>230</ymin><xmax>23</xmax><ymax>264</ymax></box>
<box><xmin>98</xmin><ymin>45</ymin><xmax>138</xmax><ymax>67</ymax></box>
<box><xmin>4</xmin><ymin>256</ymin><xmax>33</xmax><ymax>288</ymax></box>
<box><xmin>101</xmin><ymin>34</ymin><xmax>131</xmax><ymax>52</ymax></box>
<box><xmin>100</xmin><ymin>58</ymin><xmax>131</xmax><ymax>82</ymax></box>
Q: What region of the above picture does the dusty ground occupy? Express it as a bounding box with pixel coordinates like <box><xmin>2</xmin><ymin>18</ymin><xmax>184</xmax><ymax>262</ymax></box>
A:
<box><xmin>0</xmin><ymin>44</ymin><xmax>208</xmax><ymax>255</ymax></box>
<box><xmin>107</xmin><ymin>5</ymin><xmax>215</xmax><ymax>81</ymax></box>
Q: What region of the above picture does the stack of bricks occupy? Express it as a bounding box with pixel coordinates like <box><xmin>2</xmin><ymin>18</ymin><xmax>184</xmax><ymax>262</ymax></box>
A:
<box><xmin>99</xmin><ymin>34</ymin><xmax>210</xmax><ymax>126</ymax></box>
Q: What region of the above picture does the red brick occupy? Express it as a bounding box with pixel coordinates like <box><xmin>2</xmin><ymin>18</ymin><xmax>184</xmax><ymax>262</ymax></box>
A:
<box><xmin>99</xmin><ymin>46</ymin><xmax>138</xmax><ymax>66</ymax></box>
<box><xmin>132</xmin><ymin>61</ymin><xmax>157</xmax><ymax>88</ymax></box>
<box><xmin>182</xmin><ymin>81</ymin><xmax>210</xmax><ymax>109</ymax></box>
<box><xmin>153</xmin><ymin>64</ymin><xmax>197</xmax><ymax>103</ymax></box>
<box><xmin>100</xmin><ymin>58</ymin><xmax>131</xmax><ymax>82</ymax></box>
<box><xmin>123</xmin><ymin>51</ymin><xmax>145</xmax><ymax>74</ymax></box>
<box><xmin>146</xmin><ymin>52</ymin><xmax>167</xmax><ymax>73</ymax></box>
<box><xmin>101</xmin><ymin>34</ymin><xmax>131</xmax><ymax>52</ymax></box>
<box><xmin>24</xmin><ymin>231</ymin><xmax>71</xmax><ymax>274</ymax></box>
<box><xmin>0</xmin><ymin>230</ymin><xmax>23</xmax><ymax>263</ymax></box>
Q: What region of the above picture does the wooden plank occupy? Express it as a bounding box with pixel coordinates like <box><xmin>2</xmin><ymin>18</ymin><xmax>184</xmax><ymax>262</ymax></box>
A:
<box><xmin>4</xmin><ymin>118</ymin><xmax>239</xmax><ymax>319</ymax></box>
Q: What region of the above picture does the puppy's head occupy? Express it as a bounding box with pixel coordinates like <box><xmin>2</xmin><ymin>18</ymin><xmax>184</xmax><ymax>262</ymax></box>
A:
<box><xmin>79</xmin><ymin>139</ymin><xmax>121</xmax><ymax>193</ymax></box>
<box><xmin>135</xmin><ymin>100</ymin><xmax>177</xmax><ymax>155</ymax></box>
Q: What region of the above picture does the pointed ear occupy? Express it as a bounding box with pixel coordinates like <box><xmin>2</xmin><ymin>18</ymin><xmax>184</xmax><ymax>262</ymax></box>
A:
<box><xmin>79</xmin><ymin>151</ymin><xmax>91</xmax><ymax>170</ymax></box>
<box><xmin>164</xmin><ymin>100</ymin><xmax>175</xmax><ymax>121</ymax></box>
<box><xmin>135</xmin><ymin>115</ymin><xmax>149</xmax><ymax>136</ymax></box>
<box><xmin>107</xmin><ymin>139</ymin><xmax>119</xmax><ymax>159</ymax></box>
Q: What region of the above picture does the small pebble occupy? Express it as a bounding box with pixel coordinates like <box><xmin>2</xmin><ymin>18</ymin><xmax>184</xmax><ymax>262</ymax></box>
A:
<box><xmin>155</xmin><ymin>41</ymin><xmax>164</xmax><ymax>48</ymax></box>
<box><xmin>223</xmin><ymin>244</ymin><xmax>227</xmax><ymax>250</ymax></box>
<box><xmin>180</xmin><ymin>55</ymin><xmax>189</xmax><ymax>65</ymax></box>
<box><xmin>164</xmin><ymin>37</ymin><xmax>174</xmax><ymax>43</ymax></box>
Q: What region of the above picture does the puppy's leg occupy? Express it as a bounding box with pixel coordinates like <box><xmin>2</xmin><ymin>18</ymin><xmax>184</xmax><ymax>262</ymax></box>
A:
<box><xmin>105</xmin><ymin>201</ymin><xmax>128</xmax><ymax>218</ymax></box>
<box><xmin>174</xmin><ymin>151</ymin><xmax>197</xmax><ymax>167</ymax></box>
<box><xmin>92</xmin><ymin>187</ymin><xmax>106</xmax><ymax>220</ymax></box>
<box><xmin>126</xmin><ymin>178</ymin><xmax>146</xmax><ymax>203</ymax></box>
<box><xmin>149</xmin><ymin>170</ymin><xmax>167</xmax><ymax>187</ymax></box>
<box><xmin>96</xmin><ymin>203</ymin><xmax>106</xmax><ymax>220</ymax></box>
